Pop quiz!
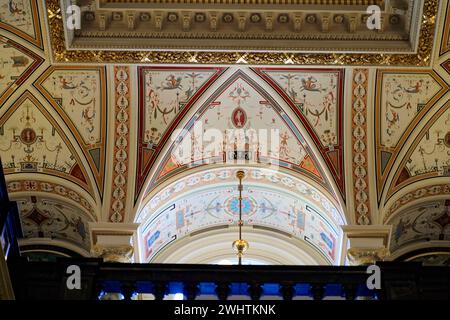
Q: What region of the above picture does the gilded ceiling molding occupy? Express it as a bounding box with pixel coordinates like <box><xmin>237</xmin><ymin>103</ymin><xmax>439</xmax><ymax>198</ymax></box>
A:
<box><xmin>375</xmin><ymin>69</ymin><xmax>449</xmax><ymax>204</ymax></box>
<box><xmin>0</xmin><ymin>0</ymin><xmax>43</xmax><ymax>49</ymax></box>
<box><xmin>99</xmin><ymin>0</ymin><xmax>385</xmax><ymax>5</ymax></box>
<box><xmin>6</xmin><ymin>179</ymin><xmax>96</xmax><ymax>221</ymax></box>
<box><xmin>384</xmin><ymin>184</ymin><xmax>450</xmax><ymax>224</ymax></box>
<box><xmin>109</xmin><ymin>67</ymin><xmax>131</xmax><ymax>223</ymax></box>
<box><xmin>44</xmin><ymin>0</ymin><xmax>438</xmax><ymax>65</ymax></box>
<box><xmin>34</xmin><ymin>66</ymin><xmax>108</xmax><ymax>198</ymax></box>
<box><xmin>351</xmin><ymin>69</ymin><xmax>371</xmax><ymax>225</ymax></box>
<box><xmin>386</xmin><ymin>100</ymin><xmax>450</xmax><ymax>203</ymax></box>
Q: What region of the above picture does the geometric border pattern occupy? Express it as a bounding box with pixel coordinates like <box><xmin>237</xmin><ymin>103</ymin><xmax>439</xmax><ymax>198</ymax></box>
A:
<box><xmin>442</xmin><ymin>59</ymin><xmax>450</xmax><ymax>74</ymax></box>
<box><xmin>351</xmin><ymin>69</ymin><xmax>371</xmax><ymax>225</ymax></box>
<box><xmin>109</xmin><ymin>66</ymin><xmax>131</xmax><ymax>223</ymax></box>
<box><xmin>6</xmin><ymin>179</ymin><xmax>96</xmax><ymax>220</ymax></box>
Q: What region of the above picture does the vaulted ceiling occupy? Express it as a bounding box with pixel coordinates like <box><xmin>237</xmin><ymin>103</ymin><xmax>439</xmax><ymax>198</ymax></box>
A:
<box><xmin>0</xmin><ymin>0</ymin><xmax>449</xmax><ymax>263</ymax></box>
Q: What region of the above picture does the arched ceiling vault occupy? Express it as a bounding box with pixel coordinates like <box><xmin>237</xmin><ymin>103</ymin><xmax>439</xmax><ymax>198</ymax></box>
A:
<box><xmin>133</xmin><ymin>67</ymin><xmax>347</xmax><ymax>219</ymax></box>
<box><xmin>0</xmin><ymin>0</ymin><xmax>448</xmax><ymax>262</ymax></box>
<box><xmin>136</xmin><ymin>167</ymin><xmax>344</xmax><ymax>264</ymax></box>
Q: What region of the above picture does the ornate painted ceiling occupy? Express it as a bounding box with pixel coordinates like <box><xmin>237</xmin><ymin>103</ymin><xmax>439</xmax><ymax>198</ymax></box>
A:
<box><xmin>0</xmin><ymin>0</ymin><xmax>449</xmax><ymax>264</ymax></box>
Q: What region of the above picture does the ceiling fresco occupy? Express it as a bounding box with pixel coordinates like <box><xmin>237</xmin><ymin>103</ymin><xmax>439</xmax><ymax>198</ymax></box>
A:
<box><xmin>136</xmin><ymin>66</ymin><xmax>224</xmax><ymax>199</ymax></box>
<box><xmin>0</xmin><ymin>0</ymin><xmax>449</xmax><ymax>262</ymax></box>
<box><xmin>0</xmin><ymin>0</ymin><xmax>42</xmax><ymax>48</ymax></box>
<box><xmin>14</xmin><ymin>195</ymin><xmax>92</xmax><ymax>251</ymax></box>
<box><xmin>138</xmin><ymin>168</ymin><xmax>343</xmax><ymax>264</ymax></box>
<box><xmin>254</xmin><ymin>68</ymin><xmax>345</xmax><ymax>198</ymax></box>
<box><xmin>0</xmin><ymin>92</ymin><xmax>92</xmax><ymax>193</ymax></box>
<box><xmin>34</xmin><ymin>66</ymin><xmax>108</xmax><ymax>196</ymax></box>
<box><xmin>137</xmin><ymin>167</ymin><xmax>344</xmax><ymax>226</ymax></box>
<box><xmin>0</xmin><ymin>35</ymin><xmax>43</xmax><ymax>106</ymax></box>
<box><xmin>375</xmin><ymin>69</ymin><xmax>449</xmax><ymax>202</ymax></box>
<box><xmin>142</xmin><ymin>70</ymin><xmax>333</xmax><ymax>203</ymax></box>
<box><xmin>389</xmin><ymin>200</ymin><xmax>450</xmax><ymax>252</ymax></box>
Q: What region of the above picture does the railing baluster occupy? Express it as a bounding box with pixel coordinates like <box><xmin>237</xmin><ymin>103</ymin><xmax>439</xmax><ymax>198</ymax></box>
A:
<box><xmin>121</xmin><ymin>281</ymin><xmax>135</xmax><ymax>300</ymax></box>
<box><xmin>215</xmin><ymin>282</ymin><xmax>230</xmax><ymax>301</ymax></box>
<box><xmin>11</xmin><ymin>260</ymin><xmax>447</xmax><ymax>301</ymax></box>
<box><xmin>185</xmin><ymin>282</ymin><xmax>199</xmax><ymax>300</ymax></box>
<box><xmin>280</xmin><ymin>283</ymin><xmax>295</xmax><ymax>300</ymax></box>
<box><xmin>343</xmin><ymin>284</ymin><xmax>357</xmax><ymax>300</ymax></box>
<box><xmin>153</xmin><ymin>281</ymin><xmax>167</xmax><ymax>300</ymax></box>
<box><xmin>249</xmin><ymin>282</ymin><xmax>263</xmax><ymax>300</ymax></box>
<box><xmin>311</xmin><ymin>284</ymin><xmax>325</xmax><ymax>300</ymax></box>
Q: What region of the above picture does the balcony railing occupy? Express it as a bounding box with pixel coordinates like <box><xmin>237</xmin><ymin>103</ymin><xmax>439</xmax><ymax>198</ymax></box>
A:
<box><xmin>8</xmin><ymin>258</ymin><xmax>450</xmax><ymax>300</ymax></box>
